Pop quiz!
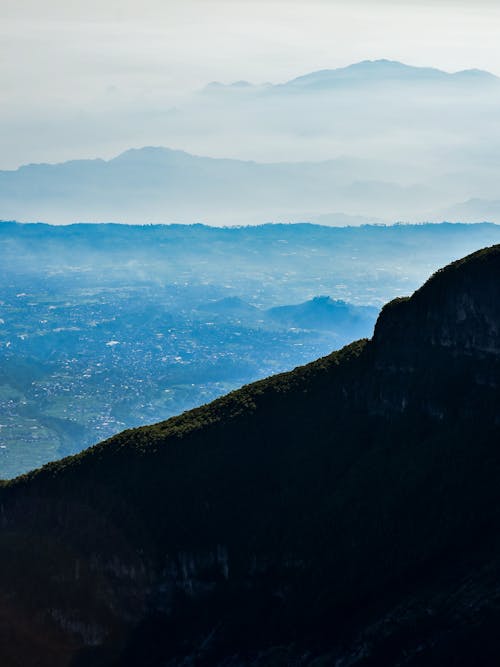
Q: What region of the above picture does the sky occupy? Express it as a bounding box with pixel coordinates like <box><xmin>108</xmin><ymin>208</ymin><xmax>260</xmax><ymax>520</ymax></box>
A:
<box><xmin>2</xmin><ymin>0</ymin><xmax>500</xmax><ymax>168</ymax></box>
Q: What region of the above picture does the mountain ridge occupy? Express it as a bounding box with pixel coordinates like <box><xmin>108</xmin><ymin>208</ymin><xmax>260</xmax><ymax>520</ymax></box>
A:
<box><xmin>1</xmin><ymin>143</ymin><xmax>499</xmax><ymax>225</ymax></box>
<box><xmin>1</xmin><ymin>244</ymin><xmax>500</xmax><ymax>665</ymax></box>
<box><xmin>206</xmin><ymin>59</ymin><xmax>499</xmax><ymax>91</ymax></box>
<box><xmin>1</xmin><ymin>147</ymin><xmax>419</xmax><ymax>225</ymax></box>
<box><xmin>282</xmin><ymin>59</ymin><xmax>499</xmax><ymax>89</ymax></box>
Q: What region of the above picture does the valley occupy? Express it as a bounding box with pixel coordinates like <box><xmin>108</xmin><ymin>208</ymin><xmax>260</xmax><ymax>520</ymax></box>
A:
<box><xmin>2</xmin><ymin>221</ymin><xmax>500</xmax><ymax>478</ymax></box>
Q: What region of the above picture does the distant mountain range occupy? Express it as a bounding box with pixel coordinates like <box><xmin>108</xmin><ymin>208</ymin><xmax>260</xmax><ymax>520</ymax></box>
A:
<box><xmin>0</xmin><ymin>146</ymin><xmax>442</xmax><ymax>225</ymax></box>
<box><xmin>206</xmin><ymin>59</ymin><xmax>499</xmax><ymax>92</ymax></box>
<box><xmin>3</xmin><ymin>57</ymin><xmax>500</xmax><ymax>222</ymax></box>
<box><xmin>3</xmin><ymin>59</ymin><xmax>500</xmax><ymax>224</ymax></box>
<box><xmin>2</xmin><ymin>244</ymin><xmax>500</xmax><ymax>665</ymax></box>
<box><xmin>0</xmin><ymin>144</ymin><xmax>494</xmax><ymax>226</ymax></box>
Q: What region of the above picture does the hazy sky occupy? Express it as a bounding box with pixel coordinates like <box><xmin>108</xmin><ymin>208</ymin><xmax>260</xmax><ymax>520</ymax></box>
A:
<box><xmin>2</xmin><ymin>0</ymin><xmax>500</xmax><ymax>168</ymax></box>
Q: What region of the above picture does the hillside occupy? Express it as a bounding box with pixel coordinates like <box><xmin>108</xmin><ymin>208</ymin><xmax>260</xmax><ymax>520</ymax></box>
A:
<box><xmin>1</xmin><ymin>245</ymin><xmax>500</xmax><ymax>665</ymax></box>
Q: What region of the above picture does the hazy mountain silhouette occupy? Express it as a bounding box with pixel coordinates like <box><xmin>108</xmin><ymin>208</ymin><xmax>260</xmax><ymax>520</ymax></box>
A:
<box><xmin>207</xmin><ymin>59</ymin><xmax>499</xmax><ymax>92</ymax></box>
<box><xmin>4</xmin><ymin>59</ymin><xmax>500</xmax><ymax>223</ymax></box>
<box><xmin>267</xmin><ymin>296</ymin><xmax>378</xmax><ymax>335</ymax></box>
<box><xmin>0</xmin><ymin>146</ymin><xmax>442</xmax><ymax>224</ymax></box>
<box><xmin>281</xmin><ymin>59</ymin><xmax>498</xmax><ymax>89</ymax></box>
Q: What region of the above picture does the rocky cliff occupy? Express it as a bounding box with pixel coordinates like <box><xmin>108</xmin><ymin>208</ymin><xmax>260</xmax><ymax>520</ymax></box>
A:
<box><xmin>1</xmin><ymin>245</ymin><xmax>500</xmax><ymax>666</ymax></box>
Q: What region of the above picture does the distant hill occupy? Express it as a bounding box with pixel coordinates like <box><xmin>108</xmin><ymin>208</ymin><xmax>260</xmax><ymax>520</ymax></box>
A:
<box><xmin>1</xmin><ymin>245</ymin><xmax>500</xmax><ymax>665</ymax></box>
<box><xmin>0</xmin><ymin>146</ymin><xmax>443</xmax><ymax>224</ymax></box>
<box><xmin>196</xmin><ymin>296</ymin><xmax>378</xmax><ymax>336</ymax></box>
<box><xmin>267</xmin><ymin>295</ymin><xmax>378</xmax><ymax>335</ymax></box>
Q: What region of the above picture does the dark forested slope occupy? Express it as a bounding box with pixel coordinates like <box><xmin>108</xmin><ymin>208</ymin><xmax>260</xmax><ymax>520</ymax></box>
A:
<box><xmin>1</xmin><ymin>245</ymin><xmax>500</xmax><ymax>666</ymax></box>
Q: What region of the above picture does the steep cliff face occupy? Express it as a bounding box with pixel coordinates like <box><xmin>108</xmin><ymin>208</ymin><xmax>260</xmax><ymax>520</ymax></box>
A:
<box><xmin>368</xmin><ymin>245</ymin><xmax>500</xmax><ymax>421</ymax></box>
<box><xmin>374</xmin><ymin>245</ymin><xmax>500</xmax><ymax>357</ymax></box>
<box><xmin>1</xmin><ymin>245</ymin><xmax>500</xmax><ymax>667</ymax></box>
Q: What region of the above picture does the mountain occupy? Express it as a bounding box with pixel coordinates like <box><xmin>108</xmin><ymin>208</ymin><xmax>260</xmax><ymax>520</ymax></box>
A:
<box><xmin>206</xmin><ymin>60</ymin><xmax>499</xmax><ymax>93</ymax></box>
<box><xmin>3</xmin><ymin>62</ymin><xmax>500</xmax><ymax>225</ymax></box>
<box><xmin>5</xmin><ymin>60</ymin><xmax>500</xmax><ymax>213</ymax></box>
<box><xmin>267</xmin><ymin>296</ymin><xmax>378</xmax><ymax>335</ymax></box>
<box><xmin>1</xmin><ymin>245</ymin><xmax>500</xmax><ymax>665</ymax></box>
<box><xmin>277</xmin><ymin>59</ymin><xmax>499</xmax><ymax>91</ymax></box>
<box><xmin>195</xmin><ymin>296</ymin><xmax>378</xmax><ymax>336</ymax></box>
<box><xmin>178</xmin><ymin>60</ymin><xmax>500</xmax><ymax>218</ymax></box>
<box><xmin>0</xmin><ymin>146</ymin><xmax>442</xmax><ymax>224</ymax></box>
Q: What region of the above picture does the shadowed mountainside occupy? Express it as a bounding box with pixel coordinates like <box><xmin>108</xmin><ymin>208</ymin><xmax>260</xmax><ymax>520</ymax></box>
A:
<box><xmin>1</xmin><ymin>245</ymin><xmax>500</xmax><ymax>665</ymax></box>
